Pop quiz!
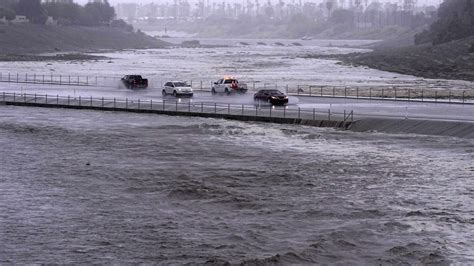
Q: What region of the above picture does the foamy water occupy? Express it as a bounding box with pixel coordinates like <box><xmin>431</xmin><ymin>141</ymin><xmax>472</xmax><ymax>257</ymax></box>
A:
<box><xmin>1</xmin><ymin>105</ymin><xmax>472</xmax><ymax>264</ymax></box>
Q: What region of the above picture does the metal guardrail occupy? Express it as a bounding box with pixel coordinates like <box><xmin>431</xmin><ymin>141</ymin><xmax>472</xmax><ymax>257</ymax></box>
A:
<box><xmin>291</xmin><ymin>85</ymin><xmax>474</xmax><ymax>105</ymax></box>
<box><xmin>0</xmin><ymin>92</ymin><xmax>355</xmax><ymax>127</ymax></box>
<box><xmin>1</xmin><ymin>72</ymin><xmax>472</xmax><ymax>104</ymax></box>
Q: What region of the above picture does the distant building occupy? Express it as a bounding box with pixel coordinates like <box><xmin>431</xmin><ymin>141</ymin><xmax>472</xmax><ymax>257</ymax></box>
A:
<box><xmin>42</xmin><ymin>0</ymin><xmax>74</xmax><ymax>3</ymax></box>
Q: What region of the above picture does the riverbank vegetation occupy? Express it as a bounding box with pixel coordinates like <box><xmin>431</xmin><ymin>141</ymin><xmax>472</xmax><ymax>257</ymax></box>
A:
<box><xmin>0</xmin><ymin>0</ymin><xmax>169</xmax><ymax>56</ymax></box>
<box><xmin>341</xmin><ymin>0</ymin><xmax>474</xmax><ymax>81</ymax></box>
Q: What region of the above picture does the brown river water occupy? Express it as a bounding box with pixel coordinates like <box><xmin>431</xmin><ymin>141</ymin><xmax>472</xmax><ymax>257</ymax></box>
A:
<box><xmin>0</xmin><ymin>105</ymin><xmax>473</xmax><ymax>264</ymax></box>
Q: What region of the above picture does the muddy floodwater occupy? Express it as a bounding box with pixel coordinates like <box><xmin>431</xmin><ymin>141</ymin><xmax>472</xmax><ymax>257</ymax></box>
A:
<box><xmin>0</xmin><ymin>105</ymin><xmax>472</xmax><ymax>264</ymax></box>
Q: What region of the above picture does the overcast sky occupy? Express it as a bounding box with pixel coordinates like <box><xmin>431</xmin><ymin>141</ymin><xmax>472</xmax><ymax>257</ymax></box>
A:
<box><xmin>75</xmin><ymin>0</ymin><xmax>443</xmax><ymax>6</ymax></box>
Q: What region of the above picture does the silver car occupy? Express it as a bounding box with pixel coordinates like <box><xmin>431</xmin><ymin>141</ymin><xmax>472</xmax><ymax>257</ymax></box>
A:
<box><xmin>162</xmin><ymin>81</ymin><xmax>194</xmax><ymax>97</ymax></box>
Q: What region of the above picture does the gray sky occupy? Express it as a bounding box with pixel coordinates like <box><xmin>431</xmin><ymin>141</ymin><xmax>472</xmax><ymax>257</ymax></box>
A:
<box><xmin>75</xmin><ymin>0</ymin><xmax>443</xmax><ymax>5</ymax></box>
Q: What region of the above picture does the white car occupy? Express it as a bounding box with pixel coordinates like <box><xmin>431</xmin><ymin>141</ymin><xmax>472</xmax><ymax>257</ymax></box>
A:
<box><xmin>162</xmin><ymin>81</ymin><xmax>194</xmax><ymax>97</ymax></box>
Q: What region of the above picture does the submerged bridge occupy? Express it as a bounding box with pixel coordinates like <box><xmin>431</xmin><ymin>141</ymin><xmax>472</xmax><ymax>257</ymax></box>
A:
<box><xmin>0</xmin><ymin>92</ymin><xmax>354</xmax><ymax>129</ymax></box>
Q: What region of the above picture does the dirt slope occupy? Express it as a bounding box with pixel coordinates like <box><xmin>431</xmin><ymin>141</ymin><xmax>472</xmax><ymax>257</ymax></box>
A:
<box><xmin>0</xmin><ymin>24</ymin><xmax>169</xmax><ymax>54</ymax></box>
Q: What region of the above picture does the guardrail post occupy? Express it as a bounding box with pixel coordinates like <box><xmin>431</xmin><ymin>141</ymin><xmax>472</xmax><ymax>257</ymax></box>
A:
<box><xmin>95</xmin><ymin>76</ymin><xmax>98</xmax><ymax>85</ymax></box>
<box><xmin>356</xmin><ymin>87</ymin><xmax>359</xmax><ymax>98</ymax></box>
<box><xmin>42</xmin><ymin>74</ymin><xmax>45</xmax><ymax>84</ymax></box>
<box><xmin>34</xmin><ymin>74</ymin><xmax>36</xmax><ymax>84</ymax></box>
<box><xmin>214</xmin><ymin>103</ymin><xmax>217</xmax><ymax>113</ymax></box>
<box><xmin>283</xmin><ymin>106</ymin><xmax>286</xmax><ymax>118</ymax></box>
<box><xmin>462</xmin><ymin>91</ymin><xmax>465</xmax><ymax>104</ymax></box>
<box><xmin>394</xmin><ymin>88</ymin><xmax>397</xmax><ymax>99</ymax></box>
<box><xmin>344</xmin><ymin>87</ymin><xmax>347</xmax><ymax>98</ymax></box>
<box><xmin>421</xmin><ymin>90</ymin><xmax>424</xmax><ymax>102</ymax></box>
<box><xmin>381</xmin><ymin>88</ymin><xmax>384</xmax><ymax>98</ymax></box>
<box><xmin>16</xmin><ymin>73</ymin><xmax>19</xmax><ymax>83</ymax></box>
<box><xmin>114</xmin><ymin>98</ymin><xmax>116</xmax><ymax>109</ymax></box>
<box><xmin>102</xmin><ymin>97</ymin><xmax>104</xmax><ymax>107</ymax></box>
<box><xmin>449</xmin><ymin>91</ymin><xmax>451</xmax><ymax>104</ymax></box>
<box><xmin>34</xmin><ymin>93</ymin><xmax>36</xmax><ymax>103</ymax></box>
<box><xmin>23</xmin><ymin>93</ymin><xmax>26</xmax><ymax>102</ymax></box>
<box><xmin>90</xmin><ymin>96</ymin><xmax>92</xmax><ymax>107</ymax></box>
<box><xmin>8</xmin><ymin>73</ymin><xmax>10</xmax><ymax>82</ymax></box>
<box><xmin>68</xmin><ymin>75</ymin><xmax>71</xmax><ymax>85</ymax></box>
<box><xmin>408</xmin><ymin>89</ymin><xmax>411</xmax><ymax>101</ymax></box>
<box><xmin>163</xmin><ymin>100</ymin><xmax>165</xmax><ymax>111</ymax></box>
<box><xmin>328</xmin><ymin>109</ymin><xmax>331</xmax><ymax>121</ymax></box>
<box><xmin>313</xmin><ymin>108</ymin><xmax>315</xmax><ymax>120</ymax></box>
<box><xmin>241</xmin><ymin>104</ymin><xmax>244</xmax><ymax>115</ymax></box>
<box><xmin>56</xmin><ymin>95</ymin><xmax>58</xmax><ymax>104</ymax></box>
<box><xmin>269</xmin><ymin>106</ymin><xmax>272</xmax><ymax>117</ymax></box>
<box><xmin>201</xmin><ymin>102</ymin><xmax>203</xmax><ymax>113</ymax></box>
<box><xmin>25</xmin><ymin>73</ymin><xmax>28</xmax><ymax>83</ymax></box>
<box><xmin>138</xmin><ymin>99</ymin><xmax>140</xmax><ymax>109</ymax></box>
<box><xmin>320</xmin><ymin>86</ymin><xmax>323</xmax><ymax>97</ymax></box>
<box><xmin>175</xmin><ymin>101</ymin><xmax>178</xmax><ymax>111</ymax></box>
<box><xmin>369</xmin><ymin>88</ymin><xmax>372</xmax><ymax>99</ymax></box>
<box><xmin>150</xmin><ymin>99</ymin><xmax>153</xmax><ymax>110</ymax></box>
<box><xmin>435</xmin><ymin>91</ymin><xmax>437</xmax><ymax>103</ymax></box>
<box><xmin>344</xmin><ymin>110</ymin><xmax>346</xmax><ymax>121</ymax></box>
<box><xmin>86</xmin><ymin>76</ymin><xmax>89</xmax><ymax>85</ymax></box>
<box><xmin>286</xmin><ymin>84</ymin><xmax>288</xmax><ymax>94</ymax></box>
<box><xmin>68</xmin><ymin>95</ymin><xmax>70</xmax><ymax>105</ymax></box>
<box><xmin>309</xmin><ymin>86</ymin><xmax>312</xmax><ymax>96</ymax></box>
<box><xmin>60</xmin><ymin>75</ymin><xmax>62</xmax><ymax>84</ymax></box>
<box><xmin>45</xmin><ymin>94</ymin><xmax>47</xmax><ymax>104</ymax></box>
<box><xmin>297</xmin><ymin>85</ymin><xmax>300</xmax><ymax>95</ymax></box>
<box><xmin>200</xmin><ymin>81</ymin><xmax>203</xmax><ymax>90</ymax></box>
<box><xmin>298</xmin><ymin>108</ymin><xmax>301</xmax><ymax>119</ymax></box>
<box><xmin>228</xmin><ymin>104</ymin><xmax>230</xmax><ymax>115</ymax></box>
<box><xmin>79</xmin><ymin>96</ymin><xmax>81</xmax><ymax>106</ymax></box>
<box><xmin>189</xmin><ymin>101</ymin><xmax>191</xmax><ymax>112</ymax></box>
<box><xmin>126</xmin><ymin>98</ymin><xmax>128</xmax><ymax>109</ymax></box>
<box><xmin>255</xmin><ymin>105</ymin><xmax>258</xmax><ymax>116</ymax></box>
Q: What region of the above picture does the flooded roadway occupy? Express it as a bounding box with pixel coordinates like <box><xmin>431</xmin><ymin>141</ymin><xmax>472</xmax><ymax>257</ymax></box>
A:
<box><xmin>1</xmin><ymin>40</ymin><xmax>473</xmax><ymax>264</ymax></box>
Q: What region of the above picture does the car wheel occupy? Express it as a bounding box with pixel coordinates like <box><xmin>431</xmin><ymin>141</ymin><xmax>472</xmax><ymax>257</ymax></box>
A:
<box><xmin>211</xmin><ymin>88</ymin><xmax>216</xmax><ymax>95</ymax></box>
<box><xmin>162</xmin><ymin>90</ymin><xmax>167</xmax><ymax>96</ymax></box>
<box><xmin>173</xmin><ymin>91</ymin><xmax>177</xmax><ymax>97</ymax></box>
<box><xmin>225</xmin><ymin>88</ymin><xmax>230</xmax><ymax>95</ymax></box>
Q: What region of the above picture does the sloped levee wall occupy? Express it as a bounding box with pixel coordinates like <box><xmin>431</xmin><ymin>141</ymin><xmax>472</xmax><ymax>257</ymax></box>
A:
<box><xmin>349</xmin><ymin>118</ymin><xmax>474</xmax><ymax>139</ymax></box>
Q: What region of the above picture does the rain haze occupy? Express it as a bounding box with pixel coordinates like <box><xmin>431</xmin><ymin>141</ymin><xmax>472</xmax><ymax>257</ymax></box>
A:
<box><xmin>0</xmin><ymin>0</ymin><xmax>473</xmax><ymax>264</ymax></box>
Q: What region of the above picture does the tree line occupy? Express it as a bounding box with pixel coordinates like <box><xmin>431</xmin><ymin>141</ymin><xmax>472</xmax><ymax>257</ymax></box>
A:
<box><xmin>415</xmin><ymin>0</ymin><xmax>474</xmax><ymax>45</ymax></box>
<box><xmin>0</xmin><ymin>0</ymin><xmax>115</xmax><ymax>26</ymax></box>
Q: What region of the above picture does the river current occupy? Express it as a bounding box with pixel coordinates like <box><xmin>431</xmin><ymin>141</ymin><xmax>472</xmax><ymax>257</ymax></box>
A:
<box><xmin>0</xmin><ymin>105</ymin><xmax>472</xmax><ymax>264</ymax></box>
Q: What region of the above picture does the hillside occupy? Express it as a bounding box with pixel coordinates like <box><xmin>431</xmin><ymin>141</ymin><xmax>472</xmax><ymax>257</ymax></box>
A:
<box><xmin>0</xmin><ymin>24</ymin><xmax>169</xmax><ymax>55</ymax></box>
<box><xmin>343</xmin><ymin>36</ymin><xmax>474</xmax><ymax>81</ymax></box>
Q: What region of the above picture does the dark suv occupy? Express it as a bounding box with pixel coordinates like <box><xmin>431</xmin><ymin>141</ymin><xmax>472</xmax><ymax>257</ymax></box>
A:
<box><xmin>120</xmin><ymin>75</ymin><xmax>148</xmax><ymax>89</ymax></box>
<box><xmin>254</xmin><ymin>89</ymin><xmax>289</xmax><ymax>105</ymax></box>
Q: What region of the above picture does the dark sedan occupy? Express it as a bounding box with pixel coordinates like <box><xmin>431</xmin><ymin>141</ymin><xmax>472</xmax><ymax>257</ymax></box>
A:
<box><xmin>254</xmin><ymin>89</ymin><xmax>289</xmax><ymax>105</ymax></box>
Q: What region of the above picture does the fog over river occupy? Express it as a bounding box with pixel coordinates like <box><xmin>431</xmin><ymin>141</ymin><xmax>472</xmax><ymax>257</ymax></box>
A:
<box><xmin>0</xmin><ymin>106</ymin><xmax>473</xmax><ymax>264</ymax></box>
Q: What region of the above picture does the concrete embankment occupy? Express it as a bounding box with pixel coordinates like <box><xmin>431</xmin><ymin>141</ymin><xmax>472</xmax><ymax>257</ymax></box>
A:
<box><xmin>349</xmin><ymin>118</ymin><xmax>474</xmax><ymax>139</ymax></box>
<box><xmin>3</xmin><ymin>100</ymin><xmax>472</xmax><ymax>138</ymax></box>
